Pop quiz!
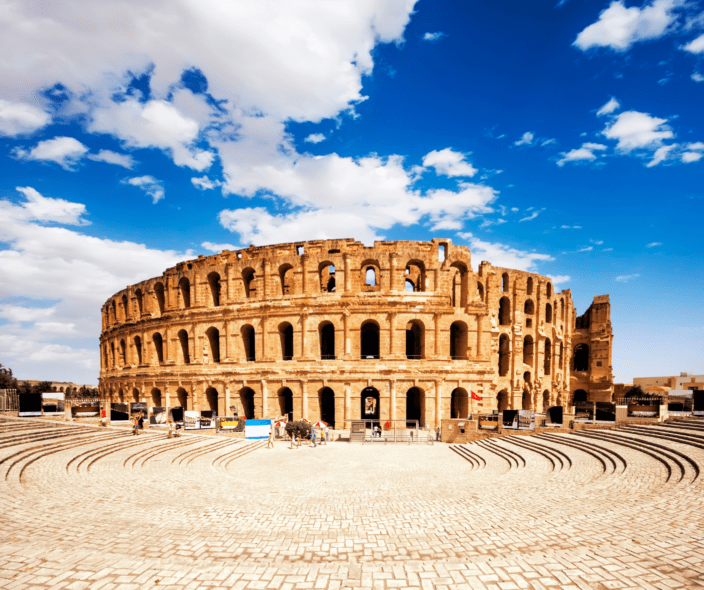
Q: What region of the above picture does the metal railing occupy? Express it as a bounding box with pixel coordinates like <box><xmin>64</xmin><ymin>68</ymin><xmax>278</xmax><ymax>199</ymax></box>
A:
<box><xmin>0</xmin><ymin>389</ymin><xmax>18</xmax><ymax>412</ymax></box>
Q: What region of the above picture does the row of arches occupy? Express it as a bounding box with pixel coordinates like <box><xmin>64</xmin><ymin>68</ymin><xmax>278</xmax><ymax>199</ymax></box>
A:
<box><xmin>498</xmin><ymin>336</ymin><xmax>588</xmax><ymax>377</ymax></box>
<box><xmin>501</xmin><ymin>273</ymin><xmax>553</xmax><ymax>298</ymax></box>
<box><xmin>498</xmin><ymin>297</ymin><xmax>566</xmax><ymax>326</ymax></box>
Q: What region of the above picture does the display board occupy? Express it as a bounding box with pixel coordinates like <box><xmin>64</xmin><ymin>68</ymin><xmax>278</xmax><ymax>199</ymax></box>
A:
<box><xmin>72</xmin><ymin>403</ymin><xmax>100</xmax><ymax>417</ymax></box>
<box><xmin>149</xmin><ymin>406</ymin><xmax>168</xmax><ymax>426</ymax></box>
<box><xmin>19</xmin><ymin>393</ymin><xmax>42</xmax><ymax>417</ymax></box>
<box><xmin>245</xmin><ymin>419</ymin><xmax>272</xmax><ymax>439</ymax></box>
<box><xmin>110</xmin><ymin>402</ymin><xmax>130</xmax><ymax>422</ymax></box>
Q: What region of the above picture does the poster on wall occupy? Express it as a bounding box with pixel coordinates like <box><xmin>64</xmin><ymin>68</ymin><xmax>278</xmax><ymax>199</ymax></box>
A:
<box><xmin>19</xmin><ymin>393</ymin><xmax>42</xmax><ymax>417</ymax></box>
<box><xmin>184</xmin><ymin>410</ymin><xmax>200</xmax><ymax>430</ymax></box>
<box><xmin>245</xmin><ymin>419</ymin><xmax>272</xmax><ymax>439</ymax></box>
<box><xmin>149</xmin><ymin>406</ymin><xmax>168</xmax><ymax>426</ymax></box>
<box><xmin>170</xmin><ymin>406</ymin><xmax>184</xmax><ymax>424</ymax></box>
<box><xmin>42</xmin><ymin>392</ymin><xmax>65</xmax><ymax>416</ymax></box>
<box><xmin>110</xmin><ymin>403</ymin><xmax>130</xmax><ymax>422</ymax></box>
<box><xmin>130</xmin><ymin>402</ymin><xmax>147</xmax><ymax>418</ymax></box>
<box><xmin>199</xmin><ymin>410</ymin><xmax>215</xmax><ymax>429</ymax></box>
<box><xmin>72</xmin><ymin>402</ymin><xmax>100</xmax><ymax>417</ymax></box>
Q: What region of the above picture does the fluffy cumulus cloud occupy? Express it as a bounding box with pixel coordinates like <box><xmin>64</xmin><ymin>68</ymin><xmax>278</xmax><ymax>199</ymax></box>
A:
<box><xmin>86</xmin><ymin>149</ymin><xmax>135</xmax><ymax>169</ymax></box>
<box><xmin>304</xmin><ymin>133</ymin><xmax>326</xmax><ymax>144</ymax></box>
<box><xmin>602</xmin><ymin>110</ymin><xmax>673</xmax><ymax>151</ymax></box>
<box><xmin>422</xmin><ymin>32</ymin><xmax>446</xmax><ymax>42</ymax></box>
<box><xmin>682</xmin><ymin>33</ymin><xmax>704</xmax><ymax>53</ymax></box>
<box><xmin>0</xmin><ymin>188</ymin><xmax>190</xmax><ymax>382</ymax></box>
<box><xmin>14</xmin><ymin>136</ymin><xmax>88</xmax><ymax>170</ymax></box>
<box><xmin>121</xmin><ymin>176</ymin><xmax>165</xmax><ymax>204</ymax></box>
<box><xmin>597</xmin><ymin>97</ymin><xmax>621</xmax><ymax>116</ymax></box>
<box><xmin>422</xmin><ymin>148</ymin><xmax>478</xmax><ymax>177</ymax></box>
<box><xmin>514</xmin><ymin>132</ymin><xmax>534</xmax><ymax>146</ymax></box>
<box><xmin>0</xmin><ymin>99</ymin><xmax>51</xmax><ymax>136</ymax></box>
<box><xmin>456</xmin><ymin>233</ymin><xmax>554</xmax><ymax>272</ymax></box>
<box><xmin>574</xmin><ymin>0</ymin><xmax>683</xmax><ymax>51</ymax></box>
<box><xmin>191</xmin><ymin>176</ymin><xmax>221</xmax><ymax>191</ymax></box>
<box><xmin>557</xmin><ymin>142</ymin><xmax>608</xmax><ymax>166</ymax></box>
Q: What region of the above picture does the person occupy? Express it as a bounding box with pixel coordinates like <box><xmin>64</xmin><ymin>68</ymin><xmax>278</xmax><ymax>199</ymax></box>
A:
<box><xmin>132</xmin><ymin>414</ymin><xmax>139</xmax><ymax>436</ymax></box>
<box><xmin>324</xmin><ymin>426</ymin><xmax>329</xmax><ymax>444</ymax></box>
<box><xmin>320</xmin><ymin>428</ymin><xmax>326</xmax><ymax>445</ymax></box>
<box><xmin>137</xmin><ymin>411</ymin><xmax>144</xmax><ymax>432</ymax></box>
<box><xmin>267</xmin><ymin>427</ymin><xmax>274</xmax><ymax>449</ymax></box>
<box><xmin>373</xmin><ymin>425</ymin><xmax>379</xmax><ymax>438</ymax></box>
<box><xmin>310</xmin><ymin>429</ymin><xmax>316</xmax><ymax>447</ymax></box>
<box><xmin>167</xmin><ymin>419</ymin><xmax>174</xmax><ymax>439</ymax></box>
<box><xmin>290</xmin><ymin>434</ymin><xmax>297</xmax><ymax>449</ymax></box>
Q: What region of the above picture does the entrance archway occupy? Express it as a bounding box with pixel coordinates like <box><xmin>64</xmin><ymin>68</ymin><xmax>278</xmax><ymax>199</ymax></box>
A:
<box><xmin>360</xmin><ymin>387</ymin><xmax>380</xmax><ymax>420</ymax></box>
<box><xmin>278</xmin><ymin>387</ymin><xmax>293</xmax><ymax>421</ymax></box>
<box><xmin>450</xmin><ymin>388</ymin><xmax>468</xmax><ymax>419</ymax></box>
<box><xmin>319</xmin><ymin>387</ymin><xmax>335</xmax><ymax>427</ymax></box>
<box><xmin>205</xmin><ymin>387</ymin><xmax>219</xmax><ymax>415</ymax></box>
<box><xmin>150</xmin><ymin>387</ymin><xmax>162</xmax><ymax>407</ymax></box>
<box><xmin>573</xmin><ymin>389</ymin><xmax>588</xmax><ymax>404</ymax></box>
<box><xmin>497</xmin><ymin>389</ymin><xmax>509</xmax><ymax>412</ymax></box>
<box><xmin>406</xmin><ymin>387</ymin><xmax>425</xmax><ymax>427</ymax></box>
<box><xmin>522</xmin><ymin>390</ymin><xmax>531</xmax><ymax>410</ymax></box>
<box><xmin>176</xmin><ymin>387</ymin><xmax>188</xmax><ymax>409</ymax></box>
<box><xmin>239</xmin><ymin>387</ymin><xmax>255</xmax><ymax>419</ymax></box>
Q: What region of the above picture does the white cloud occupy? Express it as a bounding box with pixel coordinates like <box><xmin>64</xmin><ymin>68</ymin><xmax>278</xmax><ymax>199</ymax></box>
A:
<box><xmin>304</xmin><ymin>133</ymin><xmax>326</xmax><ymax>144</ymax></box>
<box><xmin>480</xmin><ymin>218</ymin><xmax>507</xmax><ymax>228</ymax></box>
<box><xmin>597</xmin><ymin>97</ymin><xmax>621</xmax><ymax>116</ymax></box>
<box><xmin>201</xmin><ymin>241</ymin><xmax>237</xmax><ymax>253</ymax></box>
<box><xmin>457</xmin><ymin>233</ymin><xmax>554</xmax><ymax>272</ymax></box>
<box><xmin>547</xmin><ymin>275</ymin><xmax>571</xmax><ymax>286</ymax></box>
<box><xmin>191</xmin><ymin>176</ymin><xmax>221</xmax><ymax>190</ymax></box>
<box><xmin>0</xmin><ymin>100</ymin><xmax>51</xmax><ymax>136</ymax></box>
<box><xmin>519</xmin><ymin>208</ymin><xmax>545</xmax><ymax>222</ymax></box>
<box><xmin>602</xmin><ymin>111</ymin><xmax>673</xmax><ymax>152</ymax></box>
<box><xmin>692</xmin><ymin>72</ymin><xmax>704</xmax><ymax>82</ymax></box>
<box><xmin>0</xmin><ymin>304</ymin><xmax>56</xmax><ymax>323</ymax></box>
<box><xmin>422</xmin><ymin>148</ymin><xmax>478</xmax><ymax>177</ymax></box>
<box><xmin>681</xmin><ymin>151</ymin><xmax>703</xmax><ymax>163</ymax></box>
<box><xmin>541</xmin><ymin>138</ymin><xmax>556</xmax><ymax>146</ymax></box>
<box><xmin>121</xmin><ymin>176</ymin><xmax>165</xmax><ymax>204</ymax></box>
<box><xmin>86</xmin><ymin>149</ymin><xmax>135</xmax><ymax>169</ymax></box>
<box><xmin>646</xmin><ymin>241</ymin><xmax>662</xmax><ymax>247</ymax></box>
<box><xmin>616</xmin><ymin>273</ymin><xmax>640</xmax><ymax>282</ymax></box>
<box><xmin>560</xmin><ymin>225</ymin><xmax>582</xmax><ymax>229</ymax></box>
<box><xmin>556</xmin><ymin>142</ymin><xmax>608</xmax><ymax>166</ymax></box>
<box><xmin>35</xmin><ymin>322</ymin><xmax>78</xmax><ymax>335</ymax></box>
<box><xmin>683</xmin><ymin>33</ymin><xmax>704</xmax><ymax>53</ymax></box>
<box><xmin>14</xmin><ymin>136</ymin><xmax>88</xmax><ymax>170</ymax></box>
<box><xmin>514</xmin><ymin>132</ymin><xmax>534</xmax><ymax>146</ymax></box>
<box><xmin>8</xmin><ymin>187</ymin><xmax>89</xmax><ymax>226</ymax></box>
<box><xmin>574</xmin><ymin>0</ymin><xmax>682</xmax><ymax>52</ymax></box>
<box><xmin>578</xmin><ymin>246</ymin><xmax>594</xmax><ymax>252</ymax></box>
<box><xmin>646</xmin><ymin>144</ymin><xmax>677</xmax><ymax>167</ymax></box>
<box><xmin>422</xmin><ymin>32</ymin><xmax>446</xmax><ymax>42</ymax></box>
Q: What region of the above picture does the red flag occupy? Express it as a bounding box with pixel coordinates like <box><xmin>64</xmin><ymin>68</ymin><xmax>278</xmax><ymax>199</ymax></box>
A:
<box><xmin>471</xmin><ymin>391</ymin><xmax>481</xmax><ymax>401</ymax></box>
<box><xmin>384</xmin><ymin>421</ymin><xmax>390</xmax><ymax>429</ymax></box>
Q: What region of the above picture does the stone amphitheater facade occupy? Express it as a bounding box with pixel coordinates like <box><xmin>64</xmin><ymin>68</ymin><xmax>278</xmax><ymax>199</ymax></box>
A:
<box><xmin>98</xmin><ymin>238</ymin><xmax>614</xmax><ymax>427</ymax></box>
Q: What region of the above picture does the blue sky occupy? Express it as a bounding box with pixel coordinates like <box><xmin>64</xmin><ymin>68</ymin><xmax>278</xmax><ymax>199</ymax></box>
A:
<box><xmin>0</xmin><ymin>0</ymin><xmax>702</xmax><ymax>385</ymax></box>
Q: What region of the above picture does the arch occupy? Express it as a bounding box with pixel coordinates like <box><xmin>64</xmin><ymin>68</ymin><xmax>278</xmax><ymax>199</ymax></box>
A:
<box><xmin>450</xmin><ymin>321</ymin><xmax>468</xmax><ymax>360</ymax></box>
<box><xmin>499</xmin><ymin>297</ymin><xmax>511</xmax><ymax>325</ymax></box>
<box><xmin>121</xmin><ymin>294</ymin><xmax>129</xmax><ymax>321</ymax></box>
<box><xmin>152</xmin><ymin>332</ymin><xmax>164</xmax><ymax>364</ymax></box>
<box><xmin>450</xmin><ymin>388</ymin><xmax>468</xmax><ymax>419</ymax></box>
<box><xmin>547</xmin><ymin>282</ymin><xmax>552</xmax><ymax>298</ymax></box>
<box><xmin>241</xmin><ymin>324</ymin><xmax>255</xmax><ymax>361</ymax></box>
<box><xmin>360</xmin><ymin>320</ymin><xmax>380</xmax><ymax>359</ymax></box>
<box><xmin>405</xmin><ymin>319</ymin><xmax>425</xmax><ymax>359</ymax></box>
<box><xmin>134</xmin><ymin>336</ymin><xmax>143</xmax><ymax>365</ymax></box>
<box><xmin>522</xmin><ymin>391</ymin><xmax>532</xmax><ymax>411</ymax></box>
<box><xmin>132</xmin><ymin>387</ymin><xmax>140</xmax><ymax>403</ymax></box>
<box><xmin>406</xmin><ymin>387</ymin><xmax>425</xmax><ymax>427</ymax></box>
<box><xmin>279</xmin><ymin>264</ymin><xmax>294</xmax><ymax>295</ymax></box>
<box><xmin>319</xmin><ymin>387</ymin><xmax>335</xmax><ymax>427</ymax></box>
<box><xmin>278</xmin><ymin>322</ymin><xmax>293</xmax><ymax>360</ymax></box>
<box><xmin>365</xmin><ymin>267</ymin><xmax>376</xmax><ymax>285</ymax></box>
<box><xmin>205</xmin><ymin>327</ymin><xmax>221</xmax><ymax>363</ymax></box>
<box><xmin>177</xmin><ymin>330</ymin><xmax>190</xmax><ymax>364</ymax></box>
<box><xmin>450</xmin><ymin>262</ymin><xmax>468</xmax><ymax>307</ymax></box>
<box><xmin>405</xmin><ymin>260</ymin><xmax>426</xmax><ymax>292</ymax></box>
<box><xmin>111</xmin><ymin>300</ymin><xmax>117</xmax><ymax>324</ymax></box>
<box><xmin>573</xmin><ymin>344</ymin><xmax>589</xmax><ymax>371</ymax></box>
<box><xmin>572</xmin><ymin>389</ymin><xmax>588</xmax><ymax>404</ymax></box>
<box><xmin>319</xmin><ymin>262</ymin><xmax>336</xmax><ymax>293</ymax></box>
<box><xmin>239</xmin><ymin>387</ymin><xmax>255</xmax><ymax>419</ymax></box>
<box><xmin>361</xmin><ymin>387</ymin><xmax>380</xmax><ymax>420</ymax></box>
<box><xmin>278</xmin><ymin>387</ymin><xmax>293</xmax><ymax>421</ymax></box>
<box><xmin>523</xmin><ymin>335</ymin><xmax>534</xmax><ymax>365</ymax></box>
<box><xmin>501</xmin><ymin>272</ymin><xmax>509</xmax><ymax>293</ymax></box>
<box><xmin>560</xmin><ymin>298</ymin><xmax>565</xmax><ymax>321</ymax></box>
<box><xmin>544</xmin><ymin>338</ymin><xmax>552</xmax><ymax>375</ymax></box>
<box><xmin>319</xmin><ymin>322</ymin><xmax>335</xmax><ymax>359</ymax></box>
<box><xmin>404</xmin><ymin>279</ymin><xmax>414</xmax><ymax>292</ymax></box>
<box><xmin>242</xmin><ymin>267</ymin><xmax>257</xmax><ymax>298</ymax></box>
<box><xmin>545</xmin><ymin>302</ymin><xmax>553</xmax><ymax>323</ymax></box>
<box><xmin>154</xmin><ymin>282</ymin><xmax>165</xmax><ymax>315</ymax></box>
<box><xmin>135</xmin><ymin>288</ymin><xmax>144</xmax><ymax>316</ymax></box>
<box><xmin>542</xmin><ymin>390</ymin><xmax>550</xmax><ymax>411</ymax></box>
<box><xmin>176</xmin><ymin>387</ymin><xmax>188</xmax><ymax>409</ymax></box>
<box><xmin>497</xmin><ymin>389</ymin><xmax>509</xmax><ymax>412</ymax></box>
<box><xmin>524</xmin><ymin>299</ymin><xmax>534</xmax><ymax>315</ymax></box>
<box><xmin>207</xmin><ymin>272</ymin><xmax>221</xmax><ymax>307</ymax></box>
<box><xmin>119</xmin><ymin>339</ymin><xmax>127</xmax><ymax>366</ymax></box>
<box><xmin>150</xmin><ymin>387</ymin><xmax>162</xmax><ymax>407</ymax></box>
<box><xmin>205</xmin><ymin>387</ymin><xmax>219</xmax><ymax>415</ymax></box>
<box><xmin>498</xmin><ymin>334</ymin><xmax>510</xmax><ymax>376</ymax></box>
<box><xmin>361</xmin><ymin>260</ymin><xmax>381</xmax><ymax>291</ymax></box>
<box><xmin>524</xmin><ymin>371</ymin><xmax>532</xmax><ymax>386</ymax></box>
<box><xmin>476</xmin><ymin>281</ymin><xmax>484</xmax><ymax>303</ymax></box>
<box><xmin>178</xmin><ymin>278</ymin><xmax>191</xmax><ymax>308</ymax></box>
<box><xmin>526</xmin><ymin>277</ymin><xmax>533</xmax><ymax>296</ymax></box>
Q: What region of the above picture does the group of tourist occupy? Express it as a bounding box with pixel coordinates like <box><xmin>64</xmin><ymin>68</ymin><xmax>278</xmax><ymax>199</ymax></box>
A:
<box><xmin>289</xmin><ymin>427</ymin><xmax>328</xmax><ymax>449</ymax></box>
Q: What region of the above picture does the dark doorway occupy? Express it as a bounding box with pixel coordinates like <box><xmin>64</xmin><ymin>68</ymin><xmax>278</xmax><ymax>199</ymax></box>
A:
<box><xmin>406</xmin><ymin>387</ymin><xmax>423</xmax><ymax>427</ymax></box>
<box><xmin>361</xmin><ymin>387</ymin><xmax>380</xmax><ymax>420</ymax></box>
<box><xmin>240</xmin><ymin>387</ymin><xmax>255</xmax><ymax>419</ymax></box>
<box><xmin>573</xmin><ymin>389</ymin><xmax>588</xmax><ymax>404</ymax></box>
<box><xmin>320</xmin><ymin>322</ymin><xmax>335</xmax><ymax>359</ymax></box>
<box><xmin>279</xmin><ymin>323</ymin><xmax>293</xmax><ymax>360</ymax></box>
<box><xmin>360</xmin><ymin>321</ymin><xmax>379</xmax><ymax>359</ymax></box>
<box><xmin>450</xmin><ymin>388</ymin><xmax>468</xmax><ymax>419</ymax></box>
<box><xmin>279</xmin><ymin>388</ymin><xmax>293</xmax><ymax>421</ymax></box>
<box><xmin>319</xmin><ymin>387</ymin><xmax>335</xmax><ymax>427</ymax></box>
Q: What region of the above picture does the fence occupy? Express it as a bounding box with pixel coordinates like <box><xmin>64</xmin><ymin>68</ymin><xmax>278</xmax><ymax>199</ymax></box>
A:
<box><xmin>349</xmin><ymin>419</ymin><xmax>430</xmax><ymax>443</ymax></box>
<box><xmin>0</xmin><ymin>389</ymin><xmax>18</xmax><ymax>412</ymax></box>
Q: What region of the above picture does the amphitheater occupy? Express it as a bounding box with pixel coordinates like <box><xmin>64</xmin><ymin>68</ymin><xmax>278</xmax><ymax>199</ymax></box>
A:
<box><xmin>1</xmin><ymin>415</ymin><xmax>703</xmax><ymax>588</ymax></box>
<box><xmin>98</xmin><ymin>238</ymin><xmax>614</xmax><ymax>425</ymax></box>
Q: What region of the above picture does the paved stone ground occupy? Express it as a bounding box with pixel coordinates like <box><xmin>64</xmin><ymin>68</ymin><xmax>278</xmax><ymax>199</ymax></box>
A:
<box><xmin>1</xmin><ymin>417</ymin><xmax>703</xmax><ymax>589</ymax></box>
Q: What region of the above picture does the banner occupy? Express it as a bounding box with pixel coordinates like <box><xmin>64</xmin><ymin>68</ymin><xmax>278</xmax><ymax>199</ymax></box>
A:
<box><xmin>19</xmin><ymin>393</ymin><xmax>42</xmax><ymax>417</ymax></box>
<box><xmin>184</xmin><ymin>410</ymin><xmax>200</xmax><ymax>430</ymax></box>
<box><xmin>199</xmin><ymin>410</ymin><xmax>215</xmax><ymax>429</ymax></box>
<box><xmin>72</xmin><ymin>403</ymin><xmax>100</xmax><ymax>417</ymax></box>
<box><xmin>110</xmin><ymin>402</ymin><xmax>130</xmax><ymax>422</ymax></box>
<box><xmin>245</xmin><ymin>419</ymin><xmax>271</xmax><ymax>439</ymax></box>
<box><xmin>149</xmin><ymin>406</ymin><xmax>168</xmax><ymax>426</ymax></box>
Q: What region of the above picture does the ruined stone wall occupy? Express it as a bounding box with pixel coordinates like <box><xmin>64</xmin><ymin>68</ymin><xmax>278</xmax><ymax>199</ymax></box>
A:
<box><xmin>98</xmin><ymin>238</ymin><xmax>614</xmax><ymax>427</ymax></box>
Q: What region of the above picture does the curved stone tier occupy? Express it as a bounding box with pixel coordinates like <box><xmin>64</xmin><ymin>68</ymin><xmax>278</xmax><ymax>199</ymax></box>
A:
<box><xmin>99</xmin><ymin>238</ymin><xmax>614</xmax><ymax>427</ymax></box>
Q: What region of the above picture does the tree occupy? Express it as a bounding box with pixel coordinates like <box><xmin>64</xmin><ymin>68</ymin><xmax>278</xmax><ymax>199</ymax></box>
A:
<box><xmin>285</xmin><ymin>420</ymin><xmax>312</xmax><ymax>439</ymax></box>
<box><xmin>0</xmin><ymin>363</ymin><xmax>18</xmax><ymax>390</ymax></box>
<box><xmin>32</xmin><ymin>381</ymin><xmax>53</xmax><ymax>394</ymax></box>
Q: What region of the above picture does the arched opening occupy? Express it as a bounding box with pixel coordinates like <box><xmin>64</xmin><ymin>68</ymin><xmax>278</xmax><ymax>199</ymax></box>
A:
<box><xmin>132</xmin><ymin>388</ymin><xmax>140</xmax><ymax>403</ymax></box>
<box><xmin>405</xmin><ymin>320</ymin><xmax>424</xmax><ymax>359</ymax></box>
<box><xmin>523</xmin><ymin>335</ymin><xmax>534</xmax><ymax>365</ymax></box>
<box><xmin>360</xmin><ymin>321</ymin><xmax>379</xmax><ymax>359</ymax></box>
<box><xmin>499</xmin><ymin>297</ymin><xmax>511</xmax><ymax>325</ymax></box>
<box><xmin>134</xmin><ymin>336</ymin><xmax>143</xmax><ymax>365</ymax></box>
<box><xmin>524</xmin><ymin>371</ymin><xmax>531</xmax><ymax>386</ymax></box>
<box><xmin>362</xmin><ymin>261</ymin><xmax>380</xmax><ymax>291</ymax></box>
<box><xmin>319</xmin><ymin>322</ymin><xmax>335</xmax><ymax>359</ymax></box>
<box><xmin>361</xmin><ymin>387</ymin><xmax>380</xmax><ymax>420</ymax></box>
<box><xmin>150</xmin><ymin>387</ymin><xmax>162</xmax><ymax>407</ymax></box>
<box><xmin>207</xmin><ymin>272</ymin><xmax>221</xmax><ymax>307</ymax></box>
<box><xmin>279</xmin><ymin>264</ymin><xmax>294</xmax><ymax>295</ymax></box>
<box><xmin>560</xmin><ymin>299</ymin><xmax>565</xmax><ymax>321</ymax></box>
<box><xmin>109</xmin><ymin>342</ymin><xmax>115</xmax><ymax>368</ymax></box>
<box><xmin>450</xmin><ymin>262</ymin><xmax>468</xmax><ymax>307</ymax></box>
<box><xmin>278</xmin><ymin>387</ymin><xmax>293</xmax><ymax>421</ymax></box>
<box><xmin>545</xmin><ymin>302</ymin><xmax>552</xmax><ymax>323</ymax></box>
<box><xmin>111</xmin><ymin>300</ymin><xmax>117</xmax><ymax>324</ymax></box>
<box><xmin>450</xmin><ymin>388</ymin><xmax>468</xmax><ymax>419</ymax></box>
<box><xmin>524</xmin><ymin>299</ymin><xmax>534</xmax><ymax>315</ymax></box>
<box><xmin>239</xmin><ymin>387</ymin><xmax>255</xmax><ymax>419</ymax></box>
<box><xmin>278</xmin><ymin>322</ymin><xmax>293</xmax><ymax>360</ymax></box>
<box><xmin>405</xmin><ymin>279</ymin><xmax>414</xmax><ymax>292</ymax></box>
<box><xmin>121</xmin><ymin>294</ymin><xmax>129</xmax><ymax>321</ymax></box>
<box><xmin>119</xmin><ymin>339</ymin><xmax>127</xmax><ymax>366</ymax></box>
<box><xmin>405</xmin><ymin>260</ymin><xmax>425</xmax><ymax>292</ymax></box>
<box><xmin>365</xmin><ymin>267</ymin><xmax>376</xmax><ymax>285</ymax></box>
<box><xmin>477</xmin><ymin>281</ymin><xmax>484</xmax><ymax>302</ymax></box>
<box><xmin>135</xmin><ymin>289</ymin><xmax>144</xmax><ymax>316</ymax></box>
<box><xmin>527</xmin><ymin>277</ymin><xmax>533</xmax><ymax>295</ymax></box>
<box><xmin>178</xmin><ymin>278</ymin><xmax>191</xmax><ymax>308</ymax></box>
<box><xmin>241</xmin><ymin>324</ymin><xmax>255</xmax><ymax>361</ymax></box>
<box><xmin>450</xmin><ymin>321</ymin><xmax>468</xmax><ymax>360</ymax></box>
<box><xmin>319</xmin><ymin>262</ymin><xmax>336</xmax><ymax>293</ymax></box>
<box><xmin>544</xmin><ymin>338</ymin><xmax>552</xmax><ymax>375</ymax></box>
<box><xmin>154</xmin><ymin>282</ymin><xmax>165</xmax><ymax>315</ymax></box>
<box><xmin>205</xmin><ymin>327</ymin><xmax>220</xmax><ymax>363</ymax></box>
<box><xmin>406</xmin><ymin>387</ymin><xmax>425</xmax><ymax>427</ymax></box>
<box><xmin>177</xmin><ymin>330</ymin><xmax>190</xmax><ymax>364</ymax></box>
<box><xmin>547</xmin><ymin>282</ymin><xmax>552</xmax><ymax>298</ymax></box>
<box><xmin>502</xmin><ymin>273</ymin><xmax>509</xmax><ymax>293</ymax></box>
<box><xmin>242</xmin><ymin>268</ymin><xmax>257</xmax><ymax>298</ymax></box>
<box><xmin>573</xmin><ymin>344</ymin><xmax>589</xmax><ymax>371</ymax></box>
<box><xmin>573</xmin><ymin>389</ymin><xmax>588</xmax><ymax>404</ymax></box>
<box><xmin>497</xmin><ymin>389</ymin><xmax>509</xmax><ymax>412</ymax></box>
<box><xmin>152</xmin><ymin>332</ymin><xmax>164</xmax><ymax>364</ymax></box>
<box><xmin>205</xmin><ymin>387</ymin><xmax>219</xmax><ymax>415</ymax></box>
<box><xmin>319</xmin><ymin>387</ymin><xmax>335</xmax><ymax>427</ymax></box>
<box><xmin>176</xmin><ymin>387</ymin><xmax>188</xmax><ymax>409</ymax></box>
<box><xmin>498</xmin><ymin>334</ymin><xmax>510</xmax><ymax>376</ymax></box>
<box><xmin>522</xmin><ymin>391</ymin><xmax>532</xmax><ymax>410</ymax></box>
<box><xmin>542</xmin><ymin>390</ymin><xmax>550</xmax><ymax>411</ymax></box>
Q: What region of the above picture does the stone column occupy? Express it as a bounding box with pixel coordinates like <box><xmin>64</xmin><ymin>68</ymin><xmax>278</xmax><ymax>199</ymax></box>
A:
<box><xmin>301</xmin><ymin>253</ymin><xmax>309</xmax><ymax>294</ymax></box>
<box><xmin>434</xmin><ymin>313</ymin><xmax>441</xmax><ymax>358</ymax></box>
<box><xmin>224</xmin><ymin>384</ymin><xmax>231</xmax><ymax>417</ymax></box>
<box><xmin>224</xmin><ymin>264</ymin><xmax>230</xmax><ymax>304</ymax></box>
<box><xmin>300</xmin><ymin>310</ymin><xmax>308</xmax><ymax>359</ymax></box>
<box><xmin>390</xmin><ymin>380</ymin><xmax>396</xmax><ymax>422</ymax></box>
<box><xmin>260</xmin><ymin>316</ymin><xmax>268</xmax><ymax>361</ymax></box>
<box><xmin>477</xmin><ymin>314</ymin><xmax>483</xmax><ymax>358</ymax></box>
<box><xmin>262</xmin><ymin>259</ymin><xmax>268</xmax><ymax>300</ymax></box>
<box><xmin>388</xmin><ymin>311</ymin><xmax>396</xmax><ymax>357</ymax></box>
<box><xmin>261</xmin><ymin>379</ymin><xmax>268</xmax><ymax>419</ymax></box>
<box><xmin>344</xmin><ymin>384</ymin><xmax>351</xmax><ymax>428</ymax></box>
<box><xmin>301</xmin><ymin>380</ymin><xmax>308</xmax><ymax>420</ymax></box>
<box><xmin>343</xmin><ymin>253</ymin><xmax>351</xmax><ymax>292</ymax></box>
<box><xmin>389</xmin><ymin>253</ymin><xmax>398</xmax><ymax>292</ymax></box>
<box><xmin>343</xmin><ymin>307</ymin><xmax>351</xmax><ymax>358</ymax></box>
<box><xmin>165</xmin><ymin>385</ymin><xmax>170</xmax><ymax>411</ymax></box>
<box><xmin>435</xmin><ymin>379</ymin><xmax>442</xmax><ymax>428</ymax></box>
<box><xmin>191</xmin><ymin>274</ymin><xmax>198</xmax><ymax>307</ymax></box>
